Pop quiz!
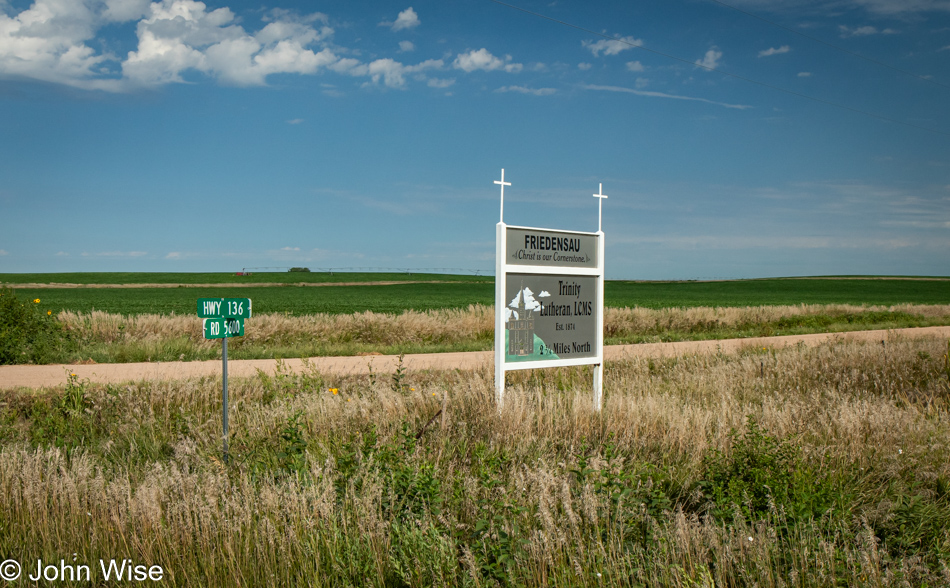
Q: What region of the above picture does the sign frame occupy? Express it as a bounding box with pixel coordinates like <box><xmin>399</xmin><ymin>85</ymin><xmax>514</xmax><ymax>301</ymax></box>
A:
<box><xmin>494</xmin><ymin>173</ymin><xmax>607</xmax><ymax>411</ymax></box>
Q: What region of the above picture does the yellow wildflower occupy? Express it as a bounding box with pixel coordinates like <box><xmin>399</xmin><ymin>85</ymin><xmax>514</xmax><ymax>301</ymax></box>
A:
<box><xmin>34</xmin><ymin>298</ymin><xmax>40</xmax><ymax>303</ymax></box>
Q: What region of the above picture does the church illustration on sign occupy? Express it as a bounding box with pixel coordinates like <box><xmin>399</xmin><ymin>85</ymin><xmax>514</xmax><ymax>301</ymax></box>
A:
<box><xmin>506</xmin><ymin>284</ymin><xmax>553</xmax><ymax>357</ymax></box>
<box><xmin>507</xmin><ymin>286</ymin><xmax>535</xmax><ymax>356</ymax></box>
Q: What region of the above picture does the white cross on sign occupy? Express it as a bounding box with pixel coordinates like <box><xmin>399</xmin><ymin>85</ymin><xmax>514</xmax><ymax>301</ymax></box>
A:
<box><xmin>593</xmin><ymin>182</ymin><xmax>608</xmax><ymax>232</ymax></box>
<box><xmin>495</xmin><ymin>168</ymin><xmax>511</xmax><ymax>223</ymax></box>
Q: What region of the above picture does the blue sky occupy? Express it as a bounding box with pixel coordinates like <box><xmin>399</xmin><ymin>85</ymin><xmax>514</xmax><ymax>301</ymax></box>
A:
<box><xmin>1</xmin><ymin>0</ymin><xmax>948</xmax><ymax>279</ymax></box>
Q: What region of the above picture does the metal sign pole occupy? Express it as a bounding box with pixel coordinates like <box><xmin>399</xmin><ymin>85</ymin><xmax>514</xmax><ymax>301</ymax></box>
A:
<box><xmin>593</xmin><ymin>229</ymin><xmax>606</xmax><ymax>412</ymax></box>
<box><xmin>494</xmin><ymin>169</ymin><xmax>511</xmax><ymax>409</ymax></box>
<box><xmin>495</xmin><ymin>221</ymin><xmax>506</xmax><ymax>408</ymax></box>
<box><xmin>222</xmin><ymin>336</ymin><xmax>229</xmax><ymax>464</ymax></box>
<box><xmin>593</xmin><ymin>185</ymin><xmax>608</xmax><ymax>412</ymax></box>
<box><xmin>198</xmin><ymin>298</ymin><xmax>251</xmax><ymax>465</ymax></box>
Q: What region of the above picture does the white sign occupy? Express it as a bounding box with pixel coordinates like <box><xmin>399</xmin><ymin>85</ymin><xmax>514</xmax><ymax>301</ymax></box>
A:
<box><xmin>494</xmin><ymin>170</ymin><xmax>607</xmax><ymax>410</ymax></box>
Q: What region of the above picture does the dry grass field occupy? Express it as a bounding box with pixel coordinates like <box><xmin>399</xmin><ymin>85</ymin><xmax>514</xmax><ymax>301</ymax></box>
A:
<box><xmin>1</xmin><ymin>334</ymin><xmax>949</xmax><ymax>586</ymax></box>
<box><xmin>51</xmin><ymin>303</ymin><xmax>950</xmax><ymax>363</ymax></box>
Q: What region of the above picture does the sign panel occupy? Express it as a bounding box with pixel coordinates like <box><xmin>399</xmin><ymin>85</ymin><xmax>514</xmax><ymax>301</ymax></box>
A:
<box><xmin>504</xmin><ymin>274</ymin><xmax>597</xmax><ymax>363</ymax></box>
<box><xmin>203</xmin><ymin>317</ymin><xmax>244</xmax><ymax>339</ymax></box>
<box><xmin>506</xmin><ymin>227</ymin><xmax>598</xmax><ymax>269</ymax></box>
<box><xmin>197</xmin><ymin>298</ymin><xmax>252</xmax><ymax>319</ymax></box>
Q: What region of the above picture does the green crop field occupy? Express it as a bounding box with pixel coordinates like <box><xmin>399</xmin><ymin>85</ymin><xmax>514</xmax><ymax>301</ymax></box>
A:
<box><xmin>6</xmin><ymin>283</ymin><xmax>495</xmax><ymax>315</ymax></box>
<box><xmin>0</xmin><ymin>271</ymin><xmax>492</xmax><ymax>285</ymax></box>
<box><xmin>3</xmin><ymin>276</ymin><xmax>948</xmax><ymax>316</ymax></box>
<box><xmin>606</xmin><ymin>278</ymin><xmax>950</xmax><ymax>308</ymax></box>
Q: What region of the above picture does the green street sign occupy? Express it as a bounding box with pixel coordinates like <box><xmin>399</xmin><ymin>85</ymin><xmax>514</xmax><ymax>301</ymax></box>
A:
<box><xmin>198</xmin><ymin>298</ymin><xmax>252</xmax><ymax>319</ymax></box>
<box><xmin>203</xmin><ymin>317</ymin><xmax>244</xmax><ymax>339</ymax></box>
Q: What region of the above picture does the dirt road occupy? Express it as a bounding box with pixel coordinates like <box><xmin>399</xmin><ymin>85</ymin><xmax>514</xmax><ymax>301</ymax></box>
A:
<box><xmin>2</xmin><ymin>326</ymin><xmax>948</xmax><ymax>390</ymax></box>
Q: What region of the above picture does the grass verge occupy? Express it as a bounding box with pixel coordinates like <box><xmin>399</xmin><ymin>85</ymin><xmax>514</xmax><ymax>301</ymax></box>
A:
<box><xmin>1</xmin><ymin>337</ymin><xmax>949</xmax><ymax>586</ymax></box>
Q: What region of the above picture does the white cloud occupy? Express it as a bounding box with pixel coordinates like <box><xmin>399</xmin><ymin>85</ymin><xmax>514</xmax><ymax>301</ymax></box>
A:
<box><xmin>281</xmin><ymin>246</ymin><xmax>300</xmax><ymax>251</ymax></box>
<box><xmin>495</xmin><ymin>85</ymin><xmax>556</xmax><ymax>96</ymax></box>
<box><xmin>384</xmin><ymin>7</ymin><xmax>420</xmax><ymax>32</ymax></box>
<box><xmin>851</xmin><ymin>0</ymin><xmax>950</xmax><ymax>14</ymax></box>
<box><xmin>0</xmin><ymin>0</ymin><xmax>121</xmax><ymax>90</ymax></box>
<box><xmin>614</xmin><ymin>234</ymin><xmax>916</xmax><ymax>250</ymax></box>
<box><xmin>0</xmin><ymin>249</ymin><xmax>8</xmax><ymax>256</ymax></box>
<box><xmin>582</xmin><ymin>35</ymin><xmax>642</xmax><ymax>57</ymax></box>
<box><xmin>55</xmin><ymin>251</ymin><xmax>68</xmax><ymax>256</ymax></box>
<box><xmin>720</xmin><ymin>0</ymin><xmax>949</xmax><ymax>16</ymax></box>
<box><xmin>426</xmin><ymin>77</ymin><xmax>454</xmax><ymax>88</ymax></box>
<box><xmin>695</xmin><ymin>47</ymin><xmax>722</xmax><ymax>70</ymax></box>
<box><xmin>103</xmin><ymin>0</ymin><xmax>150</xmax><ymax>22</ymax></box>
<box><xmin>625</xmin><ymin>60</ymin><xmax>644</xmax><ymax>72</ymax></box>
<box><xmin>95</xmin><ymin>251</ymin><xmax>148</xmax><ymax>257</ymax></box>
<box><xmin>582</xmin><ymin>84</ymin><xmax>752</xmax><ymax>110</ymax></box>
<box><xmin>452</xmin><ymin>48</ymin><xmax>521</xmax><ymax>73</ymax></box>
<box><xmin>124</xmin><ymin>2</ymin><xmax>337</xmax><ymax>87</ymax></box>
<box><xmin>345</xmin><ymin>57</ymin><xmax>442</xmax><ymax>88</ymax></box>
<box><xmin>0</xmin><ymin>1</ymin><xmax>515</xmax><ymax>92</ymax></box>
<box><xmin>758</xmin><ymin>45</ymin><xmax>790</xmax><ymax>57</ymax></box>
<box><xmin>578</xmin><ymin>62</ymin><xmax>592</xmax><ymax>70</ymax></box>
<box><xmin>881</xmin><ymin>220</ymin><xmax>950</xmax><ymax>229</ymax></box>
<box><xmin>839</xmin><ymin>24</ymin><xmax>898</xmax><ymax>37</ymax></box>
<box><xmin>0</xmin><ymin>0</ymin><xmax>345</xmax><ymax>90</ymax></box>
<box><xmin>798</xmin><ymin>71</ymin><xmax>812</xmax><ymax>77</ymax></box>
<box><xmin>286</xmin><ymin>118</ymin><xmax>304</xmax><ymax>124</ymax></box>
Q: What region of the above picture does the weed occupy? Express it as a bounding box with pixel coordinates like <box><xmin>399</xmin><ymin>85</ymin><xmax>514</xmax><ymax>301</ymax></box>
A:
<box><xmin>256</xmin><ymin>359</ymin><xmax>324</xmax><ymax>404</ymax></box>
<box><xmin>572</xmin><ymin>438</ymin><xmax>675</xmax><ymax>546</ymax></box>
<box><xmin>0</xmin><ymin>287</ymin><xmax>73</xmax><ymax>364</ymax></box>
<box><xmin>469</xmin><ymin>497</ymin><xmax>530</xmax><ymax>583</ymax></box>
<box><xmin>336</xmin><ymin>423</ymin><xmax>442</xmax><ymax>519</ymax></box>
<box><xmin>61</xmin><ymin>372</ymin><xmax>90</xmax><ymax>416</ymax></box>
<box><xmin>391</xmin><ymin>353</ymin><xmax>409</xmax><ymax>394</ymax></box>
<box><xmin>276</xmin><ymin>411</ymin><xmax>308</xmax><ymax>478</ymax></box>
<box><xmin>698</xmin><ymin>416</ymin><xmax>837</xmax><ymax>525</ymax></box>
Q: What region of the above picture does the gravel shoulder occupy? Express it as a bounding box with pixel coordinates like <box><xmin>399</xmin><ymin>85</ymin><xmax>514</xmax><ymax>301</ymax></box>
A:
<box><xmin>2</xmin><ymin>326</ymin><xmax>948</xmax><ymax>391</ymax></box>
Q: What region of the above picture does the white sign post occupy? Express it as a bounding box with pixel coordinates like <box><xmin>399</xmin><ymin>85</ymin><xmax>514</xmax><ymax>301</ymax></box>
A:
<box><xmin>494</xmin><ymin>170</ymin><xmax>607</xmax><ymax>411</ymax></box>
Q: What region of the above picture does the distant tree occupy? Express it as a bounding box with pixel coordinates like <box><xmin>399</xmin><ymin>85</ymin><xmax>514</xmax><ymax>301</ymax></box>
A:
<box><xmin>288</xmin><ymin>267</ymin><xmax>311</xmax><ymax>273</ymax></box>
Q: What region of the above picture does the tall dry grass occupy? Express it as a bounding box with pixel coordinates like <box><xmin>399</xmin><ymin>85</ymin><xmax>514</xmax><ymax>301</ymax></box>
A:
<box><xmin>55</xmin><ymin>303</ymin><xmax>950</xmax><ymax>362</ymax></box>
<box><xmin>2</xmin><ymin>336</ymin><xmax>949</xmax><ymax>586</ymax></box>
